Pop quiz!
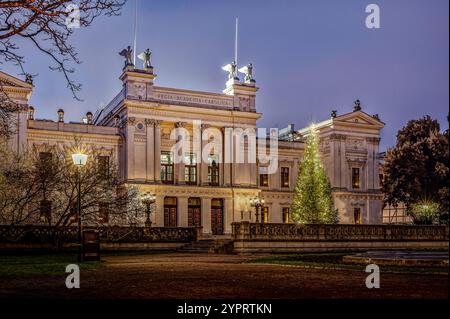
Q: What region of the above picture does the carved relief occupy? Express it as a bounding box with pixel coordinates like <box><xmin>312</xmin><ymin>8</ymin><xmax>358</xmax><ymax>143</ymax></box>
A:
<box><xmin>238</xmin><ymin>96</ymin><xmax>250</xmax><ymax>111</ymax></box>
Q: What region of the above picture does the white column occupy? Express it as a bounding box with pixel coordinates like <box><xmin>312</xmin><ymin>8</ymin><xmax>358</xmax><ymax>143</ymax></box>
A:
<box><xmin>126</xmin><ymin>117</ymin><xmax>136</xmax><ymax>180</ymax></box>
<box><xmin>178</xmin><ymin>196</ymin><xmax>188</xmax><ymax>227</ymax></box>
<box><xmin>290</xmin><ymin>160</ymin><xmax>298</xmax><ymax>190</ymax></box>
<box><xmin>155</xmin><ymin>195</ymin><xmax>165</xmax><ymax>227</ymax></box>
<box><xmin>340</xmin><ymin>138</ymin><xmax>347</xmax><ymax>189</ymax></box>
<box><xmin>201</xmin><ymin>197</ymin><xmax>211</xmax><ymax>234</ymax></box>
<box><xmin>154</xmin><ymin>120</ymin><xmax>162</xmax><ymax>183</ymax></box>
<box><xmin>145</xmin><ymin>119</ymin><xmax>155</xmax><ymax>181</ymax></box>
<box><xmin>175</xmin><ymin>122</ymin><xmax>186</xmax><ymax>185</ymax></box>
<box><xmin>201</xmin><ymin>124</ymin><xmax>210</xmax><ymax>186</ymax></box>
<box><xmin>224</xmin><ymin>198</ymin><xmax>233</xmax><ymax>234</ymax></box>
<box><xmin>223</xmin><ymin>128</ymin><xmax>232</xmax><ymax>186</ymax></box>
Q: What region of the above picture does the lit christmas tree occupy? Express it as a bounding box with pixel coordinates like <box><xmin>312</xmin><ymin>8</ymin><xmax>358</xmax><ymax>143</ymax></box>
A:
<box><xmin>291</xmin><ymin>125</ymin><xmax>338</xmax><ymax>224</ymax></box>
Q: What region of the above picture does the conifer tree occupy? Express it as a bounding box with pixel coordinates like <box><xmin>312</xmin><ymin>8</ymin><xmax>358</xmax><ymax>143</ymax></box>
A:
<box><xmin>291</xmin><ymin>125</ymin><xmax>338</xmax><ymax>224</ymax></box>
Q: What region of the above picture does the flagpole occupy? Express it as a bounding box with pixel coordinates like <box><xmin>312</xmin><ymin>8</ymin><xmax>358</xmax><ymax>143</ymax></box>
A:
<box><xmin>234</xmin><ymin>17</ymin><xmax>238</xmax><ymax>64</ymax></box>
<box><xmin>133</xmin><ymin>0</ymin><xmax>138</xmax><ymax>65</ymax></box>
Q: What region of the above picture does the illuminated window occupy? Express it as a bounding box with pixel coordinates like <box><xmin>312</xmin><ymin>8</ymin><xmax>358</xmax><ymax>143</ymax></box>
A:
<box><xmin>281</xmin><ymin>167</ymin><xmax>290</xmax><ymax>188</ymax></box>
<box><xmin>98</xmin><ymin>202</ymin><xmax>109</xmax><ymax>224</ymax></box>
<box><xmin>40</xmin><ymin>200</ymin><xmax>52</xmax><ymax>224</ymax></box>
<box><xmin>161</xmin><ymin>152</ymin><xmax>174</xmax><ymax>184</ymax></box>
<box><xmin>260</xmin><ymin>173</ymin><xmax>269</xmax><ymax>187</ymax></box>
<box><xmin>208</xmin><ymin>155</ymin><xmax>219</xmax><ymax>186</ymax></box>
<box><xmin>354</xmin><ymin>208</ymin><xmax>361</xmax><ymax>224</ymax></box>
<box><xmin>352</xmin><ymin>168</ymin><xmax>360</xmax><ymax>189</ymax></box>
<box><xmin>262</xmin><ymin>207</ymin><xmax>269</xmax><ymax>223</ymax></box>
<box><xmin>282</xmin><ymin>207</ymin><xmax>290</xmax><ymax>223</ymax></box>
<box><xmin>184</xmin><ymin>154</ymin><xmax>197</xmax><ymax>185</ymax></box>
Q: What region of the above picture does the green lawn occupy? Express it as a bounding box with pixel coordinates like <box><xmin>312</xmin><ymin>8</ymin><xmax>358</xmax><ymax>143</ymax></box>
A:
<box><xmin>0</xmin><ymin>254</ymin><xmax>101</xmax><ymax>277</ymax></box>
<box><xmin>250</xmin><ymin>253</ymin><xmax>449</xmax><ymax>274</ymax></box>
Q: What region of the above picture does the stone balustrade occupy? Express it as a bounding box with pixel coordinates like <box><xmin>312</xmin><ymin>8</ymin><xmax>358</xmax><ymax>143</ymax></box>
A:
<box><xmin>0</xmin><ymin>225</ymin><xmax>200</xmax><ymax>245</ymax></box>
<box><xmin>231</xmin><ymin>222</ymin><xmax>449</xmax><ymax>253</ymax></box>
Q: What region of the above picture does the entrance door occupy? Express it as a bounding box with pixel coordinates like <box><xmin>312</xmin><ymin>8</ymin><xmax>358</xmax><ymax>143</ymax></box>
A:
<box><xmin>164</xmin><ymin>197</ymin><xmax>177</xmax><ymax>227</ymax></box>
<box><xmin>211</xmin><ymin>198</ymin><xmax>224</xmax><ymax>235</ymax></box>
<box><xmin>188</xmin><ymin>197</ymin><xmax>201</xmax><ymax>227</ymax></box>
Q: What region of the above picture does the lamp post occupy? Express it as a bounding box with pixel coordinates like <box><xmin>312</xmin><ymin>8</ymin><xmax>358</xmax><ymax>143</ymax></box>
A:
<box><xmin>72</xmin><ymin>153</ymin><xmax>88</xmax><ymax>262</ymax></box>
<box><xmin>141</xmin><ymin>193</ymin><xmax>156</xmax><ymax>227</ymax></box>
<box><xmin>250</xmin><ymin>195</ymin><xmax>265</xmax><ymax>223</ymax></box>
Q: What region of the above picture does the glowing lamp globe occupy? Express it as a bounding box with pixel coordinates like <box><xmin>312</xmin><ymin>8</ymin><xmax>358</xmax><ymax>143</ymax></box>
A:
<box><xmin>72</xmin><ymin>153</ymin><xmax>88</xmax><ymax>167</ymax></box>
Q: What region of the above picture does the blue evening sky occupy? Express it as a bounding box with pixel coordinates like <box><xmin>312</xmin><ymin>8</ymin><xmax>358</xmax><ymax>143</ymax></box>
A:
<box><xmin>1</xmin><ymin>0</ymin><xmax>448</xmax><ymax>150</ymax></box>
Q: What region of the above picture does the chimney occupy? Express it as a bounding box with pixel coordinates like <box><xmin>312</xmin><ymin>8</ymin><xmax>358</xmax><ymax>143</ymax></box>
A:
<box><xmin>86</xmin><ymin>112</ymin><xmax>93</xmax><ymax>125</ymax></box>
<box><xmin>57</xmin><ymin>109</ymin><xmax>64</xmax><ymax>123</ymax></box>
<box><xmin>28</xmin><ymin>106</ymin><xmax>35</xmax><ymax>120</ymax></box>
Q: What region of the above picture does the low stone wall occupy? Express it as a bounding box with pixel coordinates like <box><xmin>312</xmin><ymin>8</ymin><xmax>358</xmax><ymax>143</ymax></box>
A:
<box><xmin>232</xmin><ymin>222</ymin><xmax>449</xmax><ymax>253</ymax></box>
<box><xmin>0</xmin><ymin>225</ymin><xmax>201</xmax><ymax>251</ymax></box>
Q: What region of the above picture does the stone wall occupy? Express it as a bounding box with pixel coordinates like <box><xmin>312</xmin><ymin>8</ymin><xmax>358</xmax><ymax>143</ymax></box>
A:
<box><xmin>232</xmin><ymin>222</ymin><xmax>449</xmax><ymax>253</ymax></box>
<box><xmin>0</xmin><ymin>225</ymin><xmax>200</xmax><ymax>251</ymax></box>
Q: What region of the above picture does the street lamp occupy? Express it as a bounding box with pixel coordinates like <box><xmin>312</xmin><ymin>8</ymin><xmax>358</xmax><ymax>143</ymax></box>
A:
<box><xmin>141</xmin><ymin>193</ymin><xmax>156</xmax><ymax>227</ymax></box>
<box><xmin>72</xmin><ymin>153</ymin><xmax>88</xmax><ymax>262</ymax></box>
<box><xmin>250</xmin><ymin>195</ymin><xmax>265</xmax><ymax>223</ymax></box>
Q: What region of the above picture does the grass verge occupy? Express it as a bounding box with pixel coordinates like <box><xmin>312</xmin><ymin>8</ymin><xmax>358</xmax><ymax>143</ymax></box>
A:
<box><xmin>249</xmin><ymin>253</ymin><xmax>449</xmax><ymax>274</ymax></box>
<box><xmin>0</xmin><ymin>254</ymin><xmax>101</xmax><ymax>277</ymax></box>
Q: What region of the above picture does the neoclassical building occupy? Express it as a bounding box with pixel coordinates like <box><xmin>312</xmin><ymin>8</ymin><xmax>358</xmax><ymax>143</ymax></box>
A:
<box><xmin>1</xmin><ymin>53</ymin><xmax>385</xmax><ymax>235</ymax></box>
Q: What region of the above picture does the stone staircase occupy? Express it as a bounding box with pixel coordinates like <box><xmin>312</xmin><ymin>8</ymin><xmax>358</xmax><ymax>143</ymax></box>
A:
<box><xmin>178</xmin><ymin>238</ymin><xmax>234</xmax><ymax>254</ymax></box>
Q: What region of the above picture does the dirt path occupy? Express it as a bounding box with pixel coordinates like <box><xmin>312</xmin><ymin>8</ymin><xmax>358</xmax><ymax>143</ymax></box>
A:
<box><xmin>1</xmin><ymin>253</ymin><xmax>448</xmax><ymax>299</ymax></box>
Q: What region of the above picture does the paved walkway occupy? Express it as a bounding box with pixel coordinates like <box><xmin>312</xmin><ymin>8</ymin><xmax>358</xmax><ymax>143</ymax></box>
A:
<box><xmin>1</xmin><ymin>253</ymin><xmax>448</xmax><ymax>299</ymax></box>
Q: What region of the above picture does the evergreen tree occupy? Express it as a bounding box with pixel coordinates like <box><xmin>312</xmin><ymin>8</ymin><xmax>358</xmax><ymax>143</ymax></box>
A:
<box><xmin>291</xmin><ymin>125</ymin><xmax>338</xmax><ymax>224</ymax></box>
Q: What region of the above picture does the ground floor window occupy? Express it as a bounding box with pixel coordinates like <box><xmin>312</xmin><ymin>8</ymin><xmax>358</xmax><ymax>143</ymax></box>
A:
<box><xmin>40</xmin><ymin>200</ymin><xmax>52</xmax><ymax>224</ymax></box>
<box><xmin>262</xmin><ymin>207</ymin><xmax>269</xmax><ymax>223</ymax></box>
<box><xmin>282</xmin><ymin>207</ymin><xmax>290</xmax><ymax>224</ymax></box>
<box><xmin>98</xmin><ymin>202</ymin><xmax>109</xmax><ymax>224</ymax></box>
<box><xmin>164</xmin><ymin>197</ymin><xmax>177</xmax><ymax>227</ymax></box>
<box><xmin>354</xmin><ymin>207</ymin><xmax>362</xmax><ymax>224</ymax></box>
<box><xmin>211</xmin><ymin>198</ymin><xmax>224</xmax><ymax>235</ymax></box>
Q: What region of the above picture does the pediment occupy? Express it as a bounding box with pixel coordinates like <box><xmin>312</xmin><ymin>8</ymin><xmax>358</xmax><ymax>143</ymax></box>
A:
<box><xmin>334</xmin><ymin>111</ymin><xmax>384</xmax><ymax>128</ymax></box>
<box><xmin>0</xmin><ymin>71</ymin><xmax>33</xmax><ymax>89</ymax></box>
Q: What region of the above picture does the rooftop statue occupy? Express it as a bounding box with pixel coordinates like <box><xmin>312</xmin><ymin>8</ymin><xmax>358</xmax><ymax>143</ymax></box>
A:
<box><xmin>119</xmin><ymin>46</ymin><xmax>133</xmax><ymax>67</ymax></box>
<box><xmin>222</xmin><ymin>60</ymin><xmax>239</xmax><ymax>81</ymax></box>
<box><xmin>138</xmin><ymin>49</ymin><xmax>152</xmax><ymax>71</ymax></box>
<box><xmin>238</xmin><ymin>63</ymin><xmax>255</xmax><ymax>83</ymax></box>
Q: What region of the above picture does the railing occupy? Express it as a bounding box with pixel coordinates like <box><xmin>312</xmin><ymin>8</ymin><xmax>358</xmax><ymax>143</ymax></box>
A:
<box><xmin>94</xmin><ymin>89</ymin><xmax>125</xmax><ymax>124</ymax></box>
<box><xmin>232</xmin><ymin>222</ymin><xmax>449</xmax><ymax>242</ymax></box>
<box><xmin>0</xmin><ymin>225</ymin><xmax>199</xmax><ymax>244</ymax></box>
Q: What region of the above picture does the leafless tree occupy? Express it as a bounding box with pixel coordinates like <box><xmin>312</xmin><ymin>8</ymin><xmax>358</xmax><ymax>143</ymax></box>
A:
<box><xmin>0</xmin><ymin>140</ymin><xmax>143</xmax><ymax>228</ymax></box>
<box><xmin>0</xmin><ymin>0</ymin><xmax>127</xmax><ymax>137</ymax></box>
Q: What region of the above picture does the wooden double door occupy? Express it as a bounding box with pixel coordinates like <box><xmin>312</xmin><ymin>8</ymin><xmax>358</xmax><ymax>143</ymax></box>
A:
<box><xmin>164</xmin><ymin>197</ymin><xmax>177</xmax><ymax>227</ymax></box>
<box><xmin>188</xmin><ymin>197</ymin><xmax>201</xmax><ymax>227</ymax></box>
<box><xmin>211</xmin><ymin>198</ymin><xmax>224</xmax><ymax>235</ymax></box>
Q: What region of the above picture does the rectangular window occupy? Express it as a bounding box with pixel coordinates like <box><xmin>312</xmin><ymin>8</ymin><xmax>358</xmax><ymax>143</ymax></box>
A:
<box><xmin>281</xmin><ymin>167</ymin><xmax>290</xmax><ymax>188</ymax></box>
<box><xmin>161</xmin><ymin>152</ymin><xmax>174</xmax><ymax>184</ymax></box>
<box><xmin>354</xmin><ymin>208</ymin><xmax>361</xmax><ymax>224</ymax></box>
<box><xmin>282</xmin><ymin>207</ymin><xmax>290</xmax><ymax>224</ymax></box>
<box><xmin>184</xmin><ymin>154</ymin><xmax>197</xmax><ymax>185</ymax></box>
<box><xmin>99</xmin><ymin>202</ymin><xmax>109</xmax><ymax>224</ymax></box>
<box><xmin>39</xmin><ymin>152</ymin><xmax>53</xmax><ymax>175</ymax></box>
<box><xmin>98</xmin><ymin>156</ymin><xmax>110</xmax><ymax>178</ymax></box>
<box><xmin>379</xmin><ymin>174</ymin><xmax>384</xmax><ymax>189</ymax></box>
<box><xmin>208</xmin><ymin>155</ymin><xmax>219</xmax><ymax>186</ymax></box>
<box><xmin>40</xmin><ymin>200</ymin><xmax>52</xmax><ymax>223</ymax></box>
<box><xmin>262</xmin><ymin>207</ymin><xmax>269</xmax><ymax>223</ymax></box>
<box><xmin>260</xmin><ymin>173</ymin><xmax>269</xmax><ymax>187</ymax></box>
<box><xmin>352</xmin><ymin>168</ymin><xmax>360</xmax><ymax>189</ymax></box>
